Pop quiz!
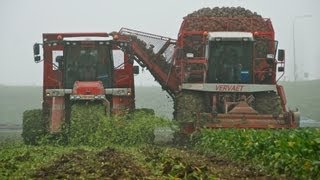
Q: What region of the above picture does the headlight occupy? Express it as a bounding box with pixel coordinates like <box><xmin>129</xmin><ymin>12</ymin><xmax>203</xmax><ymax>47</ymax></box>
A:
<box><xmin>94</xmin><ymin>95</ymin><xmax>105</xmax><ymax>99</ymax></box>
<box><xmin>127</xmin><ymin>88</ymin><xmax>131</xmax><ymax>96</ymax></box>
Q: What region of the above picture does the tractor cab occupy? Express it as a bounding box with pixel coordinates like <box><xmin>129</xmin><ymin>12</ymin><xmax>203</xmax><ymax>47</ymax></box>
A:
<box><xmin>33</xmin><ymin>36</ymin><xmax>132</xmax><ymax>102</ymax></box>
<box><xmin>61</xmin><ymin>37</ymin><xmax>115</xmax><ymax>89</ymax></box>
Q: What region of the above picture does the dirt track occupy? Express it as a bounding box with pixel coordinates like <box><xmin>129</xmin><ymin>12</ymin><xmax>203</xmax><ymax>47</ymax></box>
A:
<box><xmin>33</xmin><ymin>146</ymin><xmax>266</xmax><ymax>179</ymax></box>
<box><xmin>33</xmin><ymin>148</ymin><xmax>147</xmax><ymax>179</ymax></box>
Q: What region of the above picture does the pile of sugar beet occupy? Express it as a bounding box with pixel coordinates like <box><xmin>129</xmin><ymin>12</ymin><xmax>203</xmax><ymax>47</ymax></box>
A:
<box><xmin>129</xmin><ymin>6</ymin><xmax>271</xmax><ymax>77</ymax></box>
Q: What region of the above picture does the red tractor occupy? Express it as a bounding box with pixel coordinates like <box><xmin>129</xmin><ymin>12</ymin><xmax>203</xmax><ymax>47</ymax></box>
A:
<box><xmin>118</xmin><ymin>7</ymin><xmax>300</xmax><ymax>133</ymax></box>
<box><xmin>23</xmin><ymin>32</ymin><xmax>139</xmax><ymax>144</ymax></box>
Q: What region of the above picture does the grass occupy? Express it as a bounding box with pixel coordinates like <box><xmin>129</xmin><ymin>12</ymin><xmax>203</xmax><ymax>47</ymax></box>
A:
<box><xmin>0</xmin><ymin>131</ymin><xmax>22</xmax><ymax>143</ymax></box>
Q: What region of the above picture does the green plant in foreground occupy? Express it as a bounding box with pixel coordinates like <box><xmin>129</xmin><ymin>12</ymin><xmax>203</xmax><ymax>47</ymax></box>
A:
<box><xmin>0</xmin><ymin>142</ymin><xmax>78</xmax><ymax>178</ymax></box>
<box><xmin>92</xmin><ymin>111</ymin><xmax>174</xmax><ymax>147</ymax></box>
<box><xmin>39</xmin><ymin>104</ymin><xmax>175</xmax><ymax>147</ymax></box>
<box><xmin>17</xmin><ymin>103</ymin><xmax>320</xmax><ymax>178</ymax></box>
<box><xmin>195</xmin><ymin>128</ymin><xmax>320</xmax><ymax>179</ymax></box>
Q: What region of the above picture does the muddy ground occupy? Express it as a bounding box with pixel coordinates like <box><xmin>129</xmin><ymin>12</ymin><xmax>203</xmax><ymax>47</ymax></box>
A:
<box><xmin>32</xmin><ymin>146</ymin><xmax>268</xmax><ymax>179</ymax></box>
<box><xmin>33</xmin><ymin>147</ymin><xmax>147</xmax><ymax>179</ymax></box>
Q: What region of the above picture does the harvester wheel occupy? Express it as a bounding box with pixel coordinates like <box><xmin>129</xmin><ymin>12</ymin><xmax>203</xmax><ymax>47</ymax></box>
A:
<box><xmin>22</xmin><ymin>109</ymin><xmax>45</xmax><ymax>145</ymax></box>
<box><xmin>174</xmin><ymin>90</ymin><xmax>207</xmax><ymax>123</ymax></box>
<box><xmin>173</xmin><ymin>91</ymin><xmax>207</xmax><ymax>145</ymax></box>
<box><xmin>254</xmin><ymin>91</ymin><xmax>282</xmax><ymax>115</ymax></box>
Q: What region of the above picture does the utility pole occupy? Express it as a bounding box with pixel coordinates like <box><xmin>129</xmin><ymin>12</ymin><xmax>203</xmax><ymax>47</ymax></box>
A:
<box><xmin>293</xmin><ymin>15</ymin><xmax>312</xmax><ymax>81</ymax></box>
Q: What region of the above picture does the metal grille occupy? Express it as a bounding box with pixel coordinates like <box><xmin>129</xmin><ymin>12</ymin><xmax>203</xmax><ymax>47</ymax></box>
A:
<box><xmin>119</xmin><ymin>28</ymin><xmax>176</xmax><ymax>72</ymax></box>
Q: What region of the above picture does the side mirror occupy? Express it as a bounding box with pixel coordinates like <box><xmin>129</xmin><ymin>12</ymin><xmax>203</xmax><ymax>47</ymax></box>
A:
<box><xmin>133</xmin><ymin>65</ymin><xmax>139</xmax><ymax>75</ymax></box>
<box><xmin>34</xmin><ymin>56</ymin><xmax>41</xmax><ymax>63</ymax></box>
<box><xmin>278</xmin><ymin>49</ymin><xmax>285</xmax><ymax>62</ymax></box>
<box><xmin>33</xmin><ymin>43</ymin><xmax>40</xmax><ymax>55</ymax></box>
<box><xmin>56</xmin><ymin>56</ymin><xmax>63</xmax><ymax>63</ymax></box>
<box><xmin>278</xmin><ymin>66</ymin><xmax>285</xmax><ymax>72</ymax></box>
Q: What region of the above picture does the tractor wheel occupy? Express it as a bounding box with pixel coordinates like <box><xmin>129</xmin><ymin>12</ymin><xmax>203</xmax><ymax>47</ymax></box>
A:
<box><xmin>254</xmin><ymin>91</ymin><xmax>283</xmax><ymax>115</ymax></box>
<box><xmin>22</xmin><ymin>109</ymin><xmax>45</xmax><ymax>145</ymax></box>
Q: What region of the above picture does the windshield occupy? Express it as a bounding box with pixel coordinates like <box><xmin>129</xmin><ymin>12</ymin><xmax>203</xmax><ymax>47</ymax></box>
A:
<box><xmin>63</xmin><ymin>44</ymin><xmax>114</xmax><ymax>88</ymax></box>
<box><xmin>207</xmin><ymin>41</ymin><xmax>253</xmax><ymax>84</ymax></box>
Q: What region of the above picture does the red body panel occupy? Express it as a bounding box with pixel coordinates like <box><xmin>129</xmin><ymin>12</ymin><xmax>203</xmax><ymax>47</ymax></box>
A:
<box><xmin>73</xmin><ymin>81</ymin><xmax>105</xmax><ymax>95</ymax></box>
<box><xmin>50</xmin><ymin>97</ymin><xmax>64</xmax><ymax>133</ymax></box>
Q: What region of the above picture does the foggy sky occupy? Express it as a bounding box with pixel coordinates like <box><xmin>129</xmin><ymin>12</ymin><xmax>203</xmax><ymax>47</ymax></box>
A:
<box><xmin>0</xmin><ymin>0</ymin><xmax>319</xmax><ymax>86</ymax></box>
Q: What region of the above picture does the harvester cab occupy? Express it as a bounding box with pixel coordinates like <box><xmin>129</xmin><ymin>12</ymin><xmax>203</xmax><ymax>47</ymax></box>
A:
<box><xmin>206</xmin><ymin>32</ymin><xmax>255</xmax><ymax>84</ymax></box>
<box><xmin>205</xmin><ymin>31</ymin><xmax>285</xmax><ymax>84</ymax></box>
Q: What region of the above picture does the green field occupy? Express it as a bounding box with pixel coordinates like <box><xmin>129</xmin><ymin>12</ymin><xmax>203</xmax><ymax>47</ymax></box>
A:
<box><xmin>0</xmin><ymin>80</ymin><xmax>319</xmax><ymax>126</ymax></box>
<box><xmin>1</xmin><ymin>114</ymin><xmax>319</xmax><ymax>179</ymax></box>
<box><xmin>279</xmin><ymin>80</ymin><xmax>320</xmax><ymax>120</ymax></box>
<box><xmin>0</xmin><ymin>85</ymin><xmax>42</xmax><ymax>125</ymax></box>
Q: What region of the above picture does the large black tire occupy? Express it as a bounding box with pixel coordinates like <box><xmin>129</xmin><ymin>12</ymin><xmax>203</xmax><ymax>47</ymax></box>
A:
<box><xmin>22</xmin><ymin>109</ymin><xmax>45</xmax><ymax>145</ymax></box>
<box><xmin>174</xmin><ymin>90</ymin><xmax>207</xmax><ymax>123</ymax></box>
<box><xmin>172</xmin><ymin>91</ymin><xmax>207</xmax><ymax>146</ymax></box>
<box><xmin>254</xmin><ymin>91</ymin><xmax>282</xmax><ymax>115</ymax></box>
